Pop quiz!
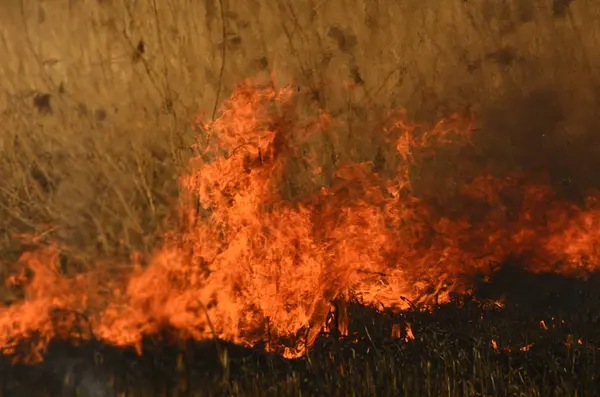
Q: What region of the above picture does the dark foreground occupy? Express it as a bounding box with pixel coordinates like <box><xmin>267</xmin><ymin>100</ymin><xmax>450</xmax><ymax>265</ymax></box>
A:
<box><xmin>2</xmin><ymin>265</ymin><xmax>600</xmax><ymax>397</ymax></box>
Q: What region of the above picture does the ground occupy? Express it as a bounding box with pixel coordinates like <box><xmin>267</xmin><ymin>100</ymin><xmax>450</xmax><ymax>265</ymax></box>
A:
<box><xmin>3</xmin><ymin>268</ymin><xmax>600</xmax><ymax>396</ymax></box>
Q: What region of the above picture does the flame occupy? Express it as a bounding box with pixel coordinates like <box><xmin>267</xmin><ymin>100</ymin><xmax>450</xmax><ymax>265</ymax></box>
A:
<box><xmin>404</xmin><ymin>323</ymin><xmax>415</xmax><ymax>342</ymax></box>
<box><xmin>520</xmin><ymin>343</ymin><xmax>533</xmax><ymax>352</ymax></box>
<box><xmin>2</xmin><ymin>77</ymin><xmax>600</xmax><ymax>362</ymax></box>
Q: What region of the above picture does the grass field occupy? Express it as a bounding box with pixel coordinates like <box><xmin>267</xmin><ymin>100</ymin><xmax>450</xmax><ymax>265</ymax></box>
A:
<box><xmin>2</xmin><ymin>0</ymin><xmax>600</xmax><ymax>266</ymax></box>
<box><xmin>2</xmin><ymin>0</ymin><xmax>600</xmax><ymax>395</ymax></box>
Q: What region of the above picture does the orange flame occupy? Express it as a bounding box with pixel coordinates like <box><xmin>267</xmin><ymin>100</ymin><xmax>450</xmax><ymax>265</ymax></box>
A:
<box><xmin>404</xmin><ymin>323</ymin><xmax>415</xmax><ymax>342</ymax></box>
<box><xmin>2</xmin><ymin>78</ymin><xmax>600</xmax><ymax>362</ymax></box>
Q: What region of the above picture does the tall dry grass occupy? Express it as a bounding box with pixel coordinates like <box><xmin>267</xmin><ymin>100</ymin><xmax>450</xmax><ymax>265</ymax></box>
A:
<box><xmin>0</xmin><ymin>0</ymin><xmax>599</xmax><ymax>277</ymax></box>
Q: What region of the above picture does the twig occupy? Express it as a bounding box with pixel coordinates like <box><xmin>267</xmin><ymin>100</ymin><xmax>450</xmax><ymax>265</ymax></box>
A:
<box><xmin>196</xmin><ymin>299</ymin><xmax>227</xmax><ymax>370</ymax></box>
<box><xmin>211</xmin><ymin>0</ymin><xmax>227</xmax><ymax>124</ymax></box>
<box><xmin>400</xmin><ymin>296</ymin><xmax>417</xmax><ymax>311</ymax></box>
<box><xmin>150</xmin><ymin>0</ymin><xmax>180</xmax><ymax>162</ymax></box>
<box><xmin>224</xmin><ymin>142</ymin><xmax>258</xmax><ymax>160</ymax></box>
<box><xmin>193</xmin><ymin>0</ymin><xmax>228</xmax><ymax>226</ymax></box>
<box><xmin>364</xmin><ymin>326</ymin><xmax>377</xmax><ymax>353</ymax></box>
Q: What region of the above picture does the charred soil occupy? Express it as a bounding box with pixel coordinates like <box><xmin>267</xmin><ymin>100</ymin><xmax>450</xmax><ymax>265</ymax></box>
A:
<box><xmin>3</xmin><ymin>268</ymin><xmax>600</xmax><ymax>396</ymax></box>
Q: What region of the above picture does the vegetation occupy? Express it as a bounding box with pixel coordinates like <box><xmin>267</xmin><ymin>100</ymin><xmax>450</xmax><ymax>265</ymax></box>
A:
<box><xmin>2</xmin><ymin>0</ymin><xmax>600</xmax><ymax>395</ymax></box>
<box><xmin>2</xmin><ymin>0</ymin><xmax>600</xmax><ymax>267</ymax></box>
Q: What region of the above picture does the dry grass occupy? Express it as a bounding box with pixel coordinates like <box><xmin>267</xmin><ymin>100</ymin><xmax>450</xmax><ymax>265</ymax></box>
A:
<box><xmin>1</xmin><ymin>0</ymin><xmax>600</xmax><ymax>276</ymax></box>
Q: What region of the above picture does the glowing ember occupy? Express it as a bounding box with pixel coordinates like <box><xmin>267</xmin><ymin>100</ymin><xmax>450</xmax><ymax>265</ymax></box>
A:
<box><xmin>2</xmin><ymin>77</ymin><xmax>600</xmax><ymax>362</ymax></box>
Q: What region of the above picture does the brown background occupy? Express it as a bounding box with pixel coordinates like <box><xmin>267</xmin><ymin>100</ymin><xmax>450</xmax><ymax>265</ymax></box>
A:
<box><xmin>0</xmin><ymin>0</ymin><xmax>598</xmax><ymax>269</ymax></box>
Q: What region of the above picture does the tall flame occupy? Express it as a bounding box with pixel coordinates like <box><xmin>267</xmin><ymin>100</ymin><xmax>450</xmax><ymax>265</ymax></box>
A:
<box><xmin>2</xmin><ymin>78</ymin><xmax>600</xmax><ymax>362</ymax></box>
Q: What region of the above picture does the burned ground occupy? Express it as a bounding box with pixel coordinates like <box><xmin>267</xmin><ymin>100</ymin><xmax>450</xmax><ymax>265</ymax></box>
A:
<box><xmin>3</xmin><ymin>268</ymin><xmax>600</xmax><ymax>396</ymax></box>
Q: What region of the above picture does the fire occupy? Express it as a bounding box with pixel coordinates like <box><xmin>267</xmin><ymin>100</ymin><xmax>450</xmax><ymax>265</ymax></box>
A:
<box><xmin>2</xmin><ymin>77</ymin><xmax>600</xmax><ymax>362</ymax></box>
<box><xmin>404</xmin><ymin>323</ymin><xmax>415</xmax><ymax>342</ymax></box>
